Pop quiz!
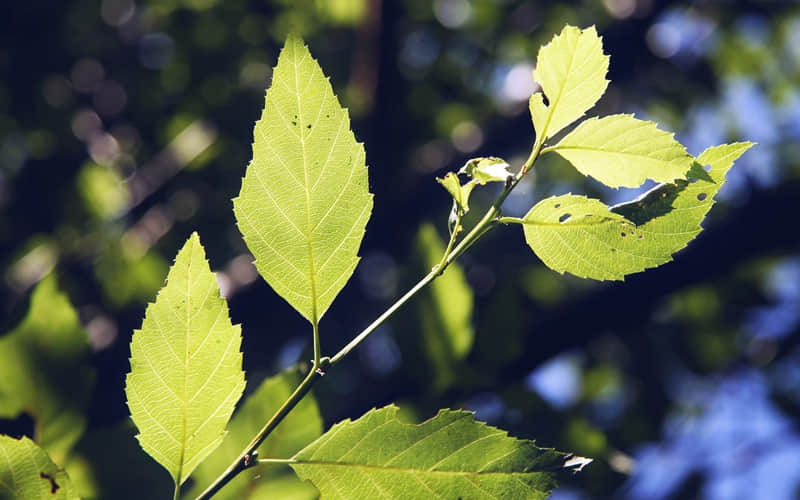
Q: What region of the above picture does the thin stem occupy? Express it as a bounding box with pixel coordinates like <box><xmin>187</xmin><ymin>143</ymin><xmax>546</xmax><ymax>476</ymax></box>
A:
<box><xmin>330</xmin><ymin>268</ymin><xmax>438</xmax><ymax>365</ymax></box>
<box><xmin>195</xmin><ymin>362</ymin><xmax>326</xmax><ymax>500</ymax></box>
<box><xmin>497</xmin><ymin>216</ymin><xmax>524</xmax><ymax>225</ymax></box>
<box><xmin>257</xmin><ymin>458</ymin><xmax>297</xmax><ymax>465</ymax></box>
<box><xmin>436</xmin><ymin>211</ymin><xmax>461</xmax><ymax>273</ymax></box>
<box><xmin>173</xmin><ymin>483</ymin><xmax>181</xmax><ymax>500</ymax></box>
<box><xmin>312</xmin><ymin>320</ymin><xmax>321</xmax><ymax>366</ymax></box>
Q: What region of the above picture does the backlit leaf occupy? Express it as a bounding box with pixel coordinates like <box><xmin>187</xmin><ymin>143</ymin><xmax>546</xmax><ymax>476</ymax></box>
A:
<box><xmin>0</xmin><ymin>275</ymin><xmax>94</xmax><ymax>463</ymax></box>
<box><xmin>234</xmin><ymin>34</ymin><xmax>373</xmax><ymax>324</ymax></box>
<box><xmin>530</xmin><ymin>25</ymin><xmax>609</xmax><ymax>141</ymax></box>
<box><xmin>290</xmin><ymin>405</ymin><xmax>587</xmax><ymax>499</ymax></box>
<box><xmin>125</xmin><ymin>232</ymin><xmax>246</xmax><ymax>486</ymax></box>
<box><xmin>0</xmin><ymin>435</ymin><xmax>79</xmax><ymax>500</ymax></box>
<box><xmin>546</xmin><ymin>114</ymin><xmax>693</xmax><ymax>188</ymax></box>
<box><xmin>436</xmin><ymin>172</ymin><xmax>475</xmax><ymax>215</ymax></box>
<box><xmin>188</xmin><ymin>366</ymin><xmax>322</xmax><ymax>500</ymax></box>
<box><xmin>521</xmin><ymin>142</ymin><xmax>754</xmax><ymax>280</ymax></box>
<box><xmin>459</xmin><ymin>157</ymin><xmax>512</xmax><ymax>184</ymax></box>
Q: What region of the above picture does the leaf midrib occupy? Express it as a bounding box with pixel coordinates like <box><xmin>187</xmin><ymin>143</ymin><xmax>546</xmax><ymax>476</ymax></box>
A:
<box><xmin>295</xmin><ymin>459</ymin><xmax>548</xmax><ymax>476</ymax></box>
<box><xmin>294</xmin><ymin>40</ymin><xmax>319</xmax><ymax>326</ymax></box>
<box><xmin>176</xmin><ymin>240</ymin><xmax>194</xmax><ymax>486</ymax></box>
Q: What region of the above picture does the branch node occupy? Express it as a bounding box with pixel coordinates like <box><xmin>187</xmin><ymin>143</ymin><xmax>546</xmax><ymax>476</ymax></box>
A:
<box><xmin>243</xmin><ymin>451</ymin><xmax>259</xmax><ymax>468</ymax></box>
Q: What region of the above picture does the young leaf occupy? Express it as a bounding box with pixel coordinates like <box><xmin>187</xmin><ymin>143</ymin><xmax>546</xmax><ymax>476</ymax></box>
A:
<box><xmin>0</xmin><ymin>435</ymin><xmax>79</xmax><ymax>499</ymax></box>
<box><xmin>187</xmin><ymin>366</ymin><xmax>323</xmax><ymax>500</ymax></box>
<box><xmin>459</xmin><ymin>157</ymin><xmax>512</xmax><ymax>184</ymax></box>
<box><xmin>290</xmin><ymin>405</ymin><xmax>587</xmax><ymax>500</ymax></box>
<box><xmin>436</xmin><ymin>172</ymin><xmax>475</xmax><ymax>215</ymax></box>
<box><xmin>521</xmin><ymin>142</ymin><xmax>754</xmax><ymax>280</ymax></box>
<box><xmin>530</xmin><ymin>25</ymin><xmax>609</xmax><ymax>141</ymax></box>
<box><xmin>545</xmin><ymin>114</ymin><xmax>693</xmax><ymax>188</ymax></box>
<box><xmin>125</xmin><ymin>232</ymin><xmax>245</xmax><ymax>487</ymax></box>
<box><xmin>0</xmin><ymin>274</ymin><xmax>94</xmax><ymax>464</ymax></box>
<box><xmin>234</xmin><ymin>34</ymin><xmax>373</xmax><ymax>324</ymax></box>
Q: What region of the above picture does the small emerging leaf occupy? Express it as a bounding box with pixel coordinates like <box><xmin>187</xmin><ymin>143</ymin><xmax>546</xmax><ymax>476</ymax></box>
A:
<box><xmin>459</xmin><ymin>156</ymin><xmax>512</xmax><ymax>184</ymax></box>
<box><xmin>291</xmin><ymin>405</ymin><xmax>587</xmax><ymax>500</ymax></box>
<box><xmin>0</xmin><ymin>435</ymin><xmax>79</xmax><ymax>499</ymax></box>
<box><xmin>436</xmin><ymin>172</ymin><xmax>475</xmax><ymax>215</ymax></box>
<box><xmin>234</xmin><ymin>34</ymin><xmax>373</xmax><ymax>324</ymax></box>
<box><xmin>530</xmin><ymin>25</ymin><xmax>609</xmax><ymax>141</ymax></box>
<box><xmin>547</xmin><ymin>114</ymin><xmax>693</xmax><ymax>188</ymax></box>
<box><xmin>521</xmin><ymin>142</ymin><xmax>754</xmax><ymax>280</ymax></box>
<box><xmin>125</xmin><ymin>232</ymin><xmax>245</xmax><ymax>486</ymax></box>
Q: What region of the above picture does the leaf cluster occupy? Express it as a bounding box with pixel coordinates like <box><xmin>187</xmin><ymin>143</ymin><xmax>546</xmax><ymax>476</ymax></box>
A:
<box><xmin>0</xmin><ymin>24</ymin><xmax>753</xmax><ymax>500</ymax></box>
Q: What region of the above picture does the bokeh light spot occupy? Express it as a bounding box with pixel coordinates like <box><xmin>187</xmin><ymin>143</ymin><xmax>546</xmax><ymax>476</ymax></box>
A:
<box><xmin>139</xmin><ymin>33</ymin><xmax>175</xmax><ymax>69</ymax></box>
<box><xmin>434</xmin><ymin>0</ymin><xmax>472</xmax><ymax>29</ymax></box>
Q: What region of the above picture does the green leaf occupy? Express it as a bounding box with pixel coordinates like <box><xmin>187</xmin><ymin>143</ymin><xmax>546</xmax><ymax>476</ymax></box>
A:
<box><xmin>612</xmin><ymin>142</ymin><xmax>754</xmax><ymax>226</ymax></box>
<box><xmin>290</xmin><ymin>405</ymin><xmax>588</xmax><ymax>500</ymax></box>
<box><xmin>414</xmin><ymin>223</ymin><xmax>474</xmax><ymax>391</ymax></box>
<box><xmin>530</xmin><ymin>25</ymin><xmax>609</xmax><ymax>141</ymax></box>
<box><xmin>234</xmin><ymin>34</ymin><xmax>373</xmax><ymax>324</ymax></box>
<box><xmin>188</xmin><ymin>366</ymin><xmax>323</xmax><ymax>500</ymax></box>
<box><xmin>546</xmin><ymin>114</ymin><xmax>693</xmax><ymax>188</ymax></box>
<box><xmin>0</xmin><ymin>275</ymin><xmax>94</xmax><ymax>463</ymax></box>
<box><xmin>521</xmin><ymin>142</ymin><xmax>754</xmax><ymax>280</ymax></box>
<box><xmin>0</xmin><ymin>435</ymin><xmax>79</xmax><ymax>500</ymax></box>
<box><xmin>125</xmin><ymin>232</ymin><xmax>246</xmax><ymax>486</ymax></box>
<box><xmin>436</xmin><ymin>172</ymin><xmax>475</xmax><ymax>215</ymax></box>
<box><xmin>459</xmin><ymin>157</ymin><xmax>512</xmax><ymax>184</ymax></box>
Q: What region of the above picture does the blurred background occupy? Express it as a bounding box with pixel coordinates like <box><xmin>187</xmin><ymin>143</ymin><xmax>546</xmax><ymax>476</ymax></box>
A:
<box><xmin>1</xmin><ymin>0</ymin><xmax>799</xmax><ymax>498</ymax></box>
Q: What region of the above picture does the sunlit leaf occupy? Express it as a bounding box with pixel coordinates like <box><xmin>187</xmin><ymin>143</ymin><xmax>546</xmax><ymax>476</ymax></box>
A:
<box><xmin>436</xmin><ymin>172</ymin><xmax>475</xmax><ymax>215</ymax></box>
<box><xmin>290</xmin><ymin>405</ymin><xmax>588</xmax><ymax>499</ymax></box>
<box><xmin>188</xmin><ymin>366</ymin><xmax>322</xmax><ymax>500</ymax></box>
<box><xmin>0</xmin><ymin>275</ymin><xmax>94</xmax><ymax>463</ymax></box>
<box><xmin>125</xmin><ymin>232</ymin><xmax>246</xmax><ymax>486</ymax></box>
<box><xmin>546</xmin><ymin>114</ymin><xmax>693</xmax><ymax>188</ymax></box>
<box><xmin>0</xmin><ymin>435</ymin><xmax>79</xmax><ymax>499</ymax></box>
<box><xmin>521</xmin><ymin>142</ymin><xmax>754</xmax><ymax>280</ymax></box>
<box><xmin>234</xmin><ymin>34</ymin><xmax>373</xmax><ymax>324</ymax></box>
<box><xmin>459</xmin><ymin>157</ymin><xmax>512</xmax><ymax>184</ymax></box>
<box><xmin>612</xmin><ymin>142</ymin><xmax>754</xmax><ymax>227</ymax></box>
<box><xmin>530</xmin><ymin>25</ymin><xmax>609</xmax><ymax>141</ymax></box>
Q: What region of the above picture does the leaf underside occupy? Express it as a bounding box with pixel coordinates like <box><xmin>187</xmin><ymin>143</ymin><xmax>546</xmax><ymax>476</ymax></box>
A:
<box><xmin>549</xmin><ymin>114</ymin><xmax>693</xmax><ymax>188</ymax></box>
<box><xmin>291</xmin><ymin>405</ymin><xmax>585</xmax><ymax>500</ymax></box>
<box><xmin>125</xmin><ymin>232</ymin><xmax>245</xmax><ymax>485</ymax></box>
<box><xmin>234</xmin><ymin>34</ymin><xmax>373</xmax><ymax>324</ymax></box>
<box><xmin>530</xmin><ymin>25</ymin><xmax>609</xmax><ymax>141</ymax></box>
<box><xmin>0</xmin><ymin>435</ymin><xmax>79</xmax><ymax>500</ymax></box>
<box><xmin>522</xmin><ymin>142</ymin><xmax>754</xmax><ymax>280</ymax></box>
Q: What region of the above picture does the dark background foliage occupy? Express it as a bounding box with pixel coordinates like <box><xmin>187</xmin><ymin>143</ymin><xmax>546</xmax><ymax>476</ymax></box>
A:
<box><xmin>2</xmin><ymin>0</ymin><xmax>799</xmax><ymax>498</ymax></box>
